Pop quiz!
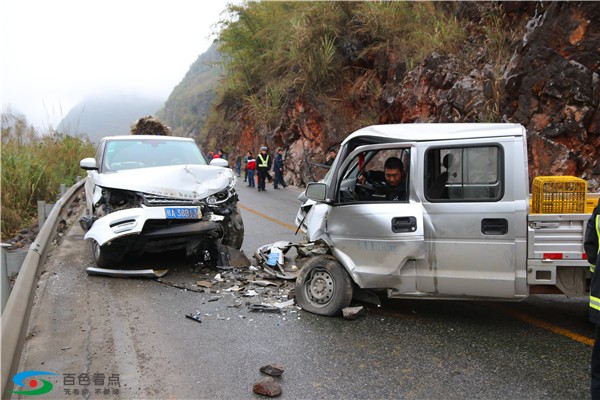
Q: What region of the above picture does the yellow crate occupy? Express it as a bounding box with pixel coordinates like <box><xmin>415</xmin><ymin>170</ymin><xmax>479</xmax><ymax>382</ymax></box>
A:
<box><xmin>587</xmin><ymin>198</ymin><xmax>599</xmax><ymax>214</ymax></box>
<box><xmin>531</xmin><ymin>176</ymin><xmax>587</xmax><ymax>214</ymax></box>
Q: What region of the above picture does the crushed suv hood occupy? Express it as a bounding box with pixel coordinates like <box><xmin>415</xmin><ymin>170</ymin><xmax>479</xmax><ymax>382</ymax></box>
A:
<box><xmin>94</xmin><ymin>165</ymin><xmax>234</xmax><ymax>200</ymax></box>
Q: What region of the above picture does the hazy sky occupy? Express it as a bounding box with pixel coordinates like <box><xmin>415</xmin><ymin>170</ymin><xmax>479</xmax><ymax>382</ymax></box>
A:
<box><xmin>1</xmin><ymin>0</ymin><xmax>232</xmax><ymax>129</ymax></box>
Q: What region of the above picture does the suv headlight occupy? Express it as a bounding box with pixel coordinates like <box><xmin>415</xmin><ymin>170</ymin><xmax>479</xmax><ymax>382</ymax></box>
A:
<box><xmin>206</xmin><ymin>188</ymin><xmax>233</xmax><ymax>205</ymax></box>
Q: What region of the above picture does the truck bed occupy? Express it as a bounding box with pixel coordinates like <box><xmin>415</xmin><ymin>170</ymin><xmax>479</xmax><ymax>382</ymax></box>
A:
<box><xmin>526</xmin><ymin>193</ymin><xmax>597</xmax><ymax>295</ymax></box>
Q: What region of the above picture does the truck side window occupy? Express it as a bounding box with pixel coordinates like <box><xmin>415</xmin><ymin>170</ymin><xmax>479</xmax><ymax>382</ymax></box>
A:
<box><xmin>338</xmin><ymin>148</ymin><xmax>410</xmax><ymax>203</ymax></box>
<box><xmin>425</xmin><ymin>145</ymin><xmax>503</xmax><ymax>201</ymax></box>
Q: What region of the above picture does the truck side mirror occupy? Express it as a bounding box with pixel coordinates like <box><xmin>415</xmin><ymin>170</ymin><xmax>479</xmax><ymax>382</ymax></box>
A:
<box><xmin>305</xmin><ymin>182</ymin><xmax>327</xmax><ymax>201</ymax></box>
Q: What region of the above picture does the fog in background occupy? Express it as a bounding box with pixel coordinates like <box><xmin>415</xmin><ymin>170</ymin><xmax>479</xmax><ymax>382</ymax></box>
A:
<box><xmin>1</xmin><ymin>0</ymin><xmax>230</xmax><ymax>130</ymax></box>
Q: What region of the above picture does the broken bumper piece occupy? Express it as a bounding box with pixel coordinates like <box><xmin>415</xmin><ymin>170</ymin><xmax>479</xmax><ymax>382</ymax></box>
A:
<box><xmin>86</xmin><ymin>267</ymin><xmax>168</xmax><ymax>278</ymax></box>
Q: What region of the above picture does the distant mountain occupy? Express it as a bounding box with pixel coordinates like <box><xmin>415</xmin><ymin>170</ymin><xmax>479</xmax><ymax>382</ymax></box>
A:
<box><xmin>58</xmin><ymin>95</ymin><xmax>164</xmax><ymax>143</ymax></box>
<box><xmin>156</xmin><ymin>41</ymin><xmax>223</xmax><ymax>139</ymax></box>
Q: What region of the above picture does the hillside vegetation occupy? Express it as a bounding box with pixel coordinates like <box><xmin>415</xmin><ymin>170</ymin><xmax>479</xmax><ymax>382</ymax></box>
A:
<box><xmin>164</xmin><ymin>1</ymin><xmax>600</xmax><ymax>188</ymax></box>
<box><xmin>157</xmin><ymin>42</ymin><xmax>223</xmax><ymax>139</ymax></box>
<box><xmin>207</xmin><ymin>1</ymin><xmax>474</xmax><ymax>138</ymax></box>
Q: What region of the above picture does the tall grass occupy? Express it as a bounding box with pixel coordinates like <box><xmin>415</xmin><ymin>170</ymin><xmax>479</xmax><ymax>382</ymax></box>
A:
<box><xmin>1</xmin><ymin>116</ymin><xmax>95</xmax><ymax>240</ymax></box>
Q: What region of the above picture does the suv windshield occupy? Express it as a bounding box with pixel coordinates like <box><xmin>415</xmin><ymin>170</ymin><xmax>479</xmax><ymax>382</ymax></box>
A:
<box><xmin>102</xmin><ymin>139</ymin><xmax>207</xmax><ymax>171</ymax></box>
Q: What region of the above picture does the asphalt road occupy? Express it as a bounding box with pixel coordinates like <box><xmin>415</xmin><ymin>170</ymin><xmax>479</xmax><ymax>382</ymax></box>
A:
<box><xmin>15</xmin><ymin>178</ymin><xmax>594</xmax><ymax>399</ymax></box>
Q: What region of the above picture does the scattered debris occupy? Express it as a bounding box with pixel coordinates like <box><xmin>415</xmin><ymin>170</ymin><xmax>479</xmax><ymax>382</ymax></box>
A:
<box><xmin>248</xmin><ymin>304</ymin><xmax>281</xmax><ymax>313</ymax></box>
<box><xmin>86</xmin><ymin>267</ymin><xmax>168</xmax><ymax>278</ymax></box>
<box><xmin>185</xmin><ymin>311</ymin><xmax>202</xmax><ymax>323</ymax></box>
<box><xmin>244</xmin><ymin>290</ymin><xmax>259</xmax><ymax>297</ymax></box>
<box><xmin>342</xmin><ymin>306</ymin><xmax>365</xmax><ymax>320</ymax></box>
<box><xmin>61</xmin><ymin>346</ymin><xmax>71</xmax><ymax>350</ymax></box>
<box><xmin>252</xmin><ymin>280</ymin><xmax>279</xmax><ymax>287</ymax></box>
<box><xmin>196</xmin><ymin>281</ymin><xmax>213</xmax><ymax>288</ymax></box>
<box><xmin>252</xmin><ymin>377</ymin><xmax>282</xmax><ymax>397</ymax></box>
<box><xmin>260</xmin><ymin>363</ymin><xmax>284</xmax><ymax>377</ymax></box>
<box><xmin>273</xmin><ymin>299</ymin><xmax>295</xmax><ymax>309</ymax></box>
<box><xmin>296</xmin><ymin>241</ymin><xmax>329</xmax><ymax>258</ymax></box>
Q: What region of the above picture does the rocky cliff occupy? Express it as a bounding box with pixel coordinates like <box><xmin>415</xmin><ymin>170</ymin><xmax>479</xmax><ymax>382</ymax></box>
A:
<box><xmin>199</xmin><ymin>2</ymin><xmax>599</xmax><ymax>190</ymax></box>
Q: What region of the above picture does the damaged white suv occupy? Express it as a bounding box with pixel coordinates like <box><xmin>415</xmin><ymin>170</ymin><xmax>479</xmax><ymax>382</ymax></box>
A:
<box><xmin>79</xmin><ymin>135</ymin><xmax>243</xmax><ymax>268</ymax></box>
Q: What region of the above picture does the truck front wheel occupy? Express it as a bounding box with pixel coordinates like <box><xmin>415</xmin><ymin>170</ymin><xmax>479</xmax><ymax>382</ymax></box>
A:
<box><xmin>295</xmin><ymin>255</ymin><xmax>353</xmax><ymax>316</ymax></box>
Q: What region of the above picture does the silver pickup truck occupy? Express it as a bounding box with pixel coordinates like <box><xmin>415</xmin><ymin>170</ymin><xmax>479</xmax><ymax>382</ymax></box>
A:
<box><xmin>294</xmin><ymin>123</ymin><xmax>598</xmax><ymax>316</ymax></box>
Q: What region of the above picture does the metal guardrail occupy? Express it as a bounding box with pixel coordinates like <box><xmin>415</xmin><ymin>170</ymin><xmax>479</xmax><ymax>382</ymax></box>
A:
<box><xmin>1</xmin><ymin>179</ymin><xmax>85</xmax><ymax>399</ymax></box>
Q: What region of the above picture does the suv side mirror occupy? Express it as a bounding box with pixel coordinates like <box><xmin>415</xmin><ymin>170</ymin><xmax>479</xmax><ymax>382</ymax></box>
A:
<box><xmin>80</xmin><ymin>158</ymin><xmax>97</xmax><ymax>170</ymax></box>
<box><xmin>305</xmin><ymin>182</ymin><xmax>327</xmax><ymax>201</ymax></box>
<box><xmin>210</xmin><ymin>158</ymin><xmax>229</xmax><ymax>168</ymax></box>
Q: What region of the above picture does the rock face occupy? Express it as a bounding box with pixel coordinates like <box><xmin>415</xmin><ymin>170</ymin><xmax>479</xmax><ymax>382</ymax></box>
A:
<box><xmin>502</xmin><ymin>2</ymin><xmax>600</xmax><ymax>189</ymax></box>
<box><xmin>205</xmin><ymin>2</ymin><xmax>599</xmax><ymax>190</ymax></box>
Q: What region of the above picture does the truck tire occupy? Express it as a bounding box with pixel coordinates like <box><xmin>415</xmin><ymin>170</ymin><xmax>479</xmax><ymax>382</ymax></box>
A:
<box><xmin>92</xmin><ymin>240</ymin><xmax>123</xmax><ymax>268</ymax></box>
<box><xmin>295</xmin><ymin>255</ymin><xmax>353</xmax><ymax>316</ymax></box>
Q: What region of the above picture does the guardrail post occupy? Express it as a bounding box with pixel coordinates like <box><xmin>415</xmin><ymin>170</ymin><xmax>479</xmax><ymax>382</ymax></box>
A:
<box><xmin>37</xmin><ymin>200</ymin><xmax>46</xmax><ymax>227</ymax></box>
<box><xmin>60</xmin><ymin>183</ymin><xmax>66</xmax><ymax>197</ymax></box>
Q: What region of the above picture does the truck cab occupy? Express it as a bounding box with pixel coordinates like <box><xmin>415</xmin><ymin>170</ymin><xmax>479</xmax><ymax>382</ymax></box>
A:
<box><xmin>295</xmin><ymin>123</ymin><xmax>594</xmax><ymax>316</ymax></box>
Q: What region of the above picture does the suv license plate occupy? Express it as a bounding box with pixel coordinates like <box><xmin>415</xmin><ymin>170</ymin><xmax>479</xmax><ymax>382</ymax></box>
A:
<box><xmin>165</xmin><ymin>207</ymin><xmax>200</xmax><ymax>219</ymax></box>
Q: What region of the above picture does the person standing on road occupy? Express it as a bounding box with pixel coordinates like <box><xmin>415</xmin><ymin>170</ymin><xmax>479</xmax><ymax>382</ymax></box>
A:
<box><xmin>257</xmin><ymin>146</ymin><xmax>271</xmax><ymax>191</ymax></box>
<box><xmin>587</xmin><ymin>199</ymin><xmax>600</xmax><ymax>400</ymax></box>
<box><xmin>235</xmin><ymin>156</ymin><xmax>242</xmax><ymax>177</ymax></box>
<box><xmin>273</xmin><ymin>148</ymin><xmax>287</xmax><ymax>189</ymax></box>
<box><xmin>246</xmin><ymin>151</ymin><xmax>256</xmax><ymax>188</ymax></box>
<box><xmin>243</xmin><ymin>152</ymin><xmax>249</xmax><ymax>182</ymax></box>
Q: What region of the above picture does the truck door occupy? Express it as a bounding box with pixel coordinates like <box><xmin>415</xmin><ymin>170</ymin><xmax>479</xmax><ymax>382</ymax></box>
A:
<box><xmin>419</xmin><ymin>140</ymin><xmax>526</xmax><ymax>299</ymax></box>
<box><xmin>325</xmin><ymin>143</ymin><xmax>425</xmax><ymax>294</ymax></box>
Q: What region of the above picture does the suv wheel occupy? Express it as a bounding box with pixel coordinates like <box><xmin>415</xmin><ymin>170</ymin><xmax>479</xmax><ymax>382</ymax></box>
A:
<box><xmin>92</xmin><ymin>240</ymin><xmax>123</xmax><ymax>268</ymax></box>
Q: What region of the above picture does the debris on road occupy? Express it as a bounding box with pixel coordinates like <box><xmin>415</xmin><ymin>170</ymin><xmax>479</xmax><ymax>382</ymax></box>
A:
<box><xmin>252</xmin><ymin>377</ymin><xmax>282</xmax><ymax>397</ymax></box>
<box><xmin>248</xmin><ymin>304</ymin><xmax>281</xmax><ymax>313</ymax></box>
<box><xmin>273</xmin><ymin>299</ymin><xmax>295</xmax><ymax>309</ymax></box>
<box><xmin>185</xmin><ymin>311</ymin><xmax>202</xmax><ymax>323</ymax></box>
<box><xmin>86</xmin><ymin>267</ymin><xmax>168</xmax><ymax>278</ymax></box>
<box><xmin>342</xmin><ymin>306</ymin><xmax>365</xmax><ymax>320</ymax></box>
<box><xmin>260</xmin><ymin>363</ymin><xmax>284</xmax><ymax>377</ymax></box>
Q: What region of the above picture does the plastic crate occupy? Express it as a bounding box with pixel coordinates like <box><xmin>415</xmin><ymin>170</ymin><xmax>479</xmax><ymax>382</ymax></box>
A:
<box><xmin>587</xmin><ymin>198</ymin><xmax>599</xmax><ymax>214</ymax></box>
<box><xmin>531</xmin><ymin>176</ymin><xmax>587</xmax><ymax>214</ymax></box>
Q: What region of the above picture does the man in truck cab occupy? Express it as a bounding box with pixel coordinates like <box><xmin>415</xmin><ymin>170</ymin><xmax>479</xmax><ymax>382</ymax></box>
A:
<box><xmin>357</xmin><ymin>156</ymin><xmax>407</xmax><ymax>201</ymax></box>
<box><xmin>587</xmin><ymin>199</ymin><xmax>600</xmax><ymax>399</ymax></box>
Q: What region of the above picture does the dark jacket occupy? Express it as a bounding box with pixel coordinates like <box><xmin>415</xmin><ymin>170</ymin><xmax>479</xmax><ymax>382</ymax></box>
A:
<box><xmin>273</xmin><ymin>153</ymin><xmax>284</xmax><ymax>171</ymax></box>
<box><xmin>384</xmin><ymin>183</ymin><xmax>407</xmax><ymax>201</ymax></box>
<box><xmin>586</xmin><ymin>201</ymin><xmax>600</xmax><ymax>325</ymax></box>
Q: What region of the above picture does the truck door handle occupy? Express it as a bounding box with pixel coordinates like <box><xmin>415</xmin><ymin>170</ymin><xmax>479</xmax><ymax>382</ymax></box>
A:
<box><xmin>392</xmin><ymin>217</ymin><xmax>417</xmax><ymax>233</ymax></box>
<box><xmin>481</xmin><ymin>218</ymin><xmax>508</xmax><ymax>235</ymax></box>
